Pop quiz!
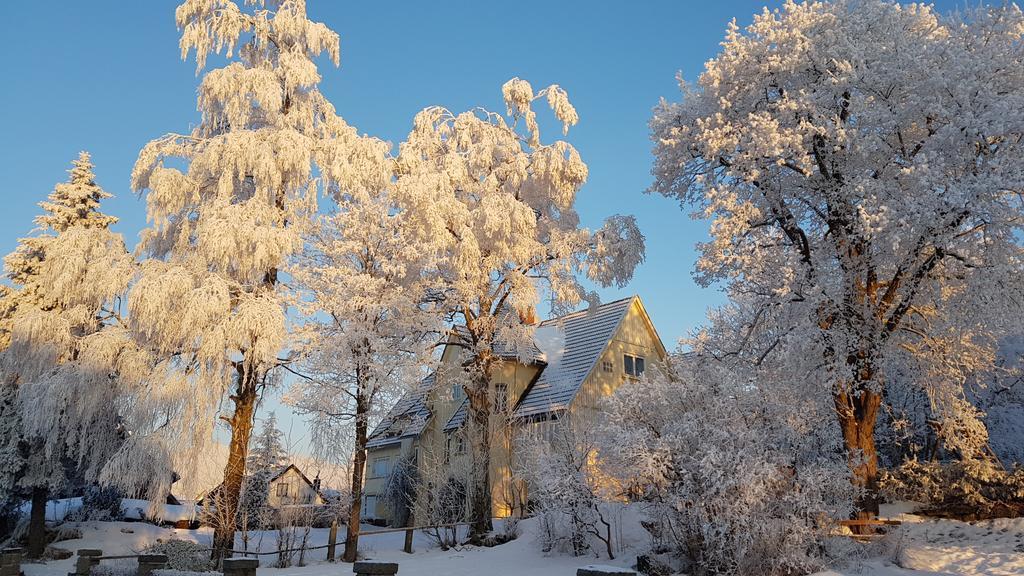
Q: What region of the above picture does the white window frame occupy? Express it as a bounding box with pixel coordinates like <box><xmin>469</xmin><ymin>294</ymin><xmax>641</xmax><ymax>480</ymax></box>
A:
<box><xmin>371</xmin><ymin>456</ymin><xmax>391</xmax><ymax>478</ymax></box>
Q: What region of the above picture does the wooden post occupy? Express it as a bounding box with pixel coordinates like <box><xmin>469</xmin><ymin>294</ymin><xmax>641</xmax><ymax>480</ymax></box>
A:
<box><xmin>327</xmin><ymin>519</ymin><xmax>339</xmax><ymax>562</ymax></box>
<box><xmin>1</xmin><ymin>548</ymin><xmax>23</xmax><ymax>576</ymax></box>
<box><xmin>402</xmin><ymin>528</ymin><xmax>413</xmax><ymax>554</ymax></box>
<box><xmin>71</xmin><ymin>549</ymin><xmax>102</xmax><ymax>576</ymax></box>
<box><xmin>222</xmin><ymin>558</ymin><xmax>258</xmax><ymax>576</ymax></box>
<box><xmin>136</xmin><ymin>554</ymin><xmax>168</xmax><ymax>576</ymax></box>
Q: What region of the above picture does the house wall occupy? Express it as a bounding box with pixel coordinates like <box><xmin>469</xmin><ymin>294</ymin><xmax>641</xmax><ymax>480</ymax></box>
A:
<box><xmin>266</xmin><ymin>467</ymin><xmax>324</xmax><ymax>508</ymax></box>
<box><xmin>570</xmin><ymin>298</ymin><xmax>666</xmax><ymax>422</ymax></box>
<box><xmin>362</xmin><ymin>442</ymin><xmax>404</xmax><ymax>520</ymax></box>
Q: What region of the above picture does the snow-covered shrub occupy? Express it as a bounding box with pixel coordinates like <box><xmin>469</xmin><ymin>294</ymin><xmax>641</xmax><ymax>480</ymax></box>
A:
<box><xmin>602</xmin><ymin>368</ymin><xmax>856</xmax><ymax>576</ymax></box>
<box><xmin>142</xmin><ymin>539</ymin><xmax>214</xmax><ymax>572</ymax></box>
<box><xmin>78</xmin><ymin>485</ymin><xmax>124</xmax><ymax>521</ymax></box>
<box><xmin>516</xmin><ymin>419</ymin><xmax>621</xmax><ymax>559</ymax></box>
<box><xmin>880</xmin><ymin>458</ymin><xmax>1024</xmax><ymax>519</ymax></box>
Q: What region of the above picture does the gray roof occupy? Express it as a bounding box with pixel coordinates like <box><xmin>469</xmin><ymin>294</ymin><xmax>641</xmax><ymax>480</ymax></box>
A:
<box><xmin>443</xmin><ymin>296</ymin><xmax>635</xmax><ymax>431</ymax></box>
<box><xmin>449</xmin><ymin>324</ymin><xmax>546</xmax><ymax>364</ymax></box>
<box><xmin>366</xmin><ymin>373</ymin><xmax>435</xmax><ymax>449</ymax></box>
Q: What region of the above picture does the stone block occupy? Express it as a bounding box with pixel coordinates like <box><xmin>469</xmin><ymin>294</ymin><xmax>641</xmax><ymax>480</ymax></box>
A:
<box><xmin>577</xmin><ymin>566</ymin><xmax>636</xmax><ymax>576</ymax></box>
<box><xmin>353</xmin><ymin>561</ymin><xmax>399</xmax><ymax>575</ymax></box>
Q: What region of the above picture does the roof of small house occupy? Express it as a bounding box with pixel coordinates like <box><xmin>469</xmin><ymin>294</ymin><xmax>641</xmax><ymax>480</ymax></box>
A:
<box><xmin>443</xmin><ymin>296</ymin><xmax>636</xmax><ymax>431</ymax></box>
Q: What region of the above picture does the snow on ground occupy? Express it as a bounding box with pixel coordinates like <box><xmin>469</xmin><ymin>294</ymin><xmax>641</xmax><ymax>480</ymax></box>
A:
<box><xmin>18</xmin><ymin>498</ymin><xmax>199</xmax><ymax>524</ymax></box>
<box><xmin>813</xmin><ymin>515</ymin><xmax>1024</xmax><ymax>576</ymax></box>
<box><xmin>20</xmin><ymin>517</ymin><xmax>636</xmax><ymax>576</ymax></box>
<box><xmin>17</xmin><ymin>511</ymin><xmax>1024</xmax><ymax>576</ymax></box>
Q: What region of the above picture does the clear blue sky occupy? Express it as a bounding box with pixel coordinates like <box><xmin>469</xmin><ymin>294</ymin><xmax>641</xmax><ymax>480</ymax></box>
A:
<box><xmin>1</xmin><ymin>1</ymin><xmax>961</xmax><ymax>453</ymax></box>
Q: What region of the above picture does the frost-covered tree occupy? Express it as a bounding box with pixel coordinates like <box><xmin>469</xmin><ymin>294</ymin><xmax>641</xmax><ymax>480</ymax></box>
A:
<box><xmin>248</xmin><ymin>411</ymin><xmax>287</xmax><ymax>473</ymax></box>
<box><xmin>0</xmin><ymin>153</ymin><xmax>138</xmax><ymax>556</ymax></box>
<box><xmin>393</xmin><ymin>79</ymin><xmax>645</xmax><ymax>538</ymax></box>
<box><xmin>287</xmin><ymin>184</ymin><xmax>438</xmax><ymax>561</ymax></box>
<box><xmin>650</xmin><ymin>0</ymin><xmax>1024</xmax><ymax>512</ymax></box>
<box><xmin>130</xmin><ymin>0</ymin><xmax>386</xmax><ymax>559</ymax></box>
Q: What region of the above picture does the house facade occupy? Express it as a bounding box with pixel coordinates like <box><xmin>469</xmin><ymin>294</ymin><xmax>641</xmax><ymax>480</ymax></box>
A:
<box><xmin>363</xmin><ymin>295</ymin><xmax>667</xmax><ymax>525</ymax></box>
<box><xmin>200</xmin><ymin>463</ymin><xmax>326</xmax><ymax>509</ymax></box>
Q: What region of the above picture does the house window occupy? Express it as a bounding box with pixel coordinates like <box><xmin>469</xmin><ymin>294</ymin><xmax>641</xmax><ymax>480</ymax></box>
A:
<box><xmin>276</xmin><ymin>483</ymin><xmax>289</xmax><ymax>497</ymax></box>
<box><xmin>372</xmin><ymin>457</ymin><xmax>391</xmax><ymax>478</ymax></box>
<box><xmin>624</xmin><ymin>354</ymin><xmax>645</xmax><ymax>377</ymax></box>
<box><xmin>452</xmin><ymin>383</ymin><xmax>465</xmax><ymax>402</ymax></box>
<box><xmin>494</xmin><ymin>383</ymin><xmax>508</xmax><ymax>414</ymax></box>
<box><xmin>601</xmin><ymin>360</ymin><xmax>613</xmax><ymax>373</ymax></box>
<box><xmin>363</xmin><ymin>495</ymin><xmax>378</xmax><ymax>518</ymax></box>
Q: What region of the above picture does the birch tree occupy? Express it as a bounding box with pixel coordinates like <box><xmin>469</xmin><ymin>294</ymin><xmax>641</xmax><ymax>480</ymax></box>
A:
<box><xmin>393</xmin><ymin>79</ymin><xmax>645</xmax><ymax>539</ymax></box>
<box><xmin>287</xmin><ymin>186</ymin><xmax>438</xmax><ymax>561</ymax></box>
<box><xmin>0</xmin><ymin>153</ymin><xmax>138</xmax><ymax>556</ymax></box>
<box><xmin>650</xmin><ymin>0</ymin><xmax>1024</xmax><ymax>513</ymax></box>
<box><xmin>129</xmin><ymin>0</ymin><xmax>386</xmax><ymax>559</ymax></box>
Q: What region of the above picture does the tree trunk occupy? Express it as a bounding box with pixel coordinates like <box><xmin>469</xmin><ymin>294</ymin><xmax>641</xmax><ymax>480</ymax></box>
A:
<box><xmin>466</xmin><ymin>371</ymin><xmax>493</xmax><ymax>542</ymax></box>
<box><xmin>26</xmin><ymin>485</ymin><xmax>48</xmax><ymax>559</ymax></box>
<box><xmin>343</xmin><ymin>396</ymin><xmax>369</xmax><ymax>563</ymax></box>
<box><xmin>835</xmin><ymin>386</ymin><xmax>882</xmax><ymax>519</ymax></box>
<box><xmin>211</xmin><ymin>368</ymin><xmax>260</xmax><ymax>563</ymax></box>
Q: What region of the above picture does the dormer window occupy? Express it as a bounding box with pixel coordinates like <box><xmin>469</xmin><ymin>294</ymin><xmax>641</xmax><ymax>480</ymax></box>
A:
<box><xmin>624</xmin><ymin>354</ymin><xmax>645</xmax><ymax>378</ymax></box>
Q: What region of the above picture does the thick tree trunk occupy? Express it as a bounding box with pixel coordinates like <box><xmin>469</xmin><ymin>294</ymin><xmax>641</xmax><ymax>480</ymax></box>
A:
<box><xmin>835</xmin><ymin>386</ymin><xmax>882</xmax><ymax>518</ymax></box>
<box><xmin>466</xmin><ymin>371</ymin><xmax>493</xmax><ymax>542</ymax></box>
<box><xmin>26</xmin><ymin>485</ymin><xmax>48</xmax><ymax>559</ymax></box>
<box><xmin>343</xmin><ymin>397</ymin><xmax>369</xmax><ymax>563</ymax></box>
<box><xmin>211</xmin><ymin>369</ymin><xmax>260</xmax><ymax>563</ymax></box>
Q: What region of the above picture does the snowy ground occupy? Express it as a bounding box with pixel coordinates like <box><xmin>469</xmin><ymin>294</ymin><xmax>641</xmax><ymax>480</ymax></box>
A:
<box><xmin>16</xmin><ymin>512</ymin><xmax>1024</xmax><ymax>576</ymax></box>
<box><xmin>18</xmin><ymin>517</ymin><xmax>639</xmax><ymax>576</ymax></box>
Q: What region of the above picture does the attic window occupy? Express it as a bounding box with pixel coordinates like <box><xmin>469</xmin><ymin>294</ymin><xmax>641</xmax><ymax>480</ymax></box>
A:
<box><xmin>601</xmin><ymin>360</ymin><xmax>613</xmax><ymax>373</ymax></box>
<box><xmin>624</xmin><ymin>354</ymin><xmax>645</xmax><ymax>377</ymax></box>
<box><xmin>276</xmin><ymin>483</ymin><xmax>289</xmax><ymax>497</ymax></box>
<box><xmin>494</xmin><ymin>383</ymin><xmax>508</xmax><ymax>414</ymax></box>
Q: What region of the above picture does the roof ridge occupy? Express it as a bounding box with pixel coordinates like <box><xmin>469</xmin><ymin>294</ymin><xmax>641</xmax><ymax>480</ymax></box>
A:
<box><xmin>538</xmin><ymin>295</ymin><xmax>636</xmax><ymax>326</ymax></box>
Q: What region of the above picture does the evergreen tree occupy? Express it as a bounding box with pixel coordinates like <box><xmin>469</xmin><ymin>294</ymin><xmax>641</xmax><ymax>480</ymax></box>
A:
<box><xmin>247</xmin><ymin>412</ymin><xmax>287</xmax><ymax>473</ymax></box>
<box><xmin>0</xmin><ymin>152</ymin><xmax>137</xmax><ymax>555</ymax></box>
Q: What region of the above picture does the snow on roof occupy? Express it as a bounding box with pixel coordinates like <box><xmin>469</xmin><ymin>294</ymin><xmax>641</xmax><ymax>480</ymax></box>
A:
<box><xmin>443</xmin><ymin>296</ymin><xmax>635</xmax><ymax>431</ymax></box>
<box><xmin>366</xmin><ymin>373</ymin><xmax>435</xmax><ymax>449</ymax></box>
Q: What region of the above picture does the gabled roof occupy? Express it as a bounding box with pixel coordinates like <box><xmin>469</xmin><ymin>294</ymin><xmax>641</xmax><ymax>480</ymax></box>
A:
<box><xmin>366</xmin><ymin>373</ymin><xmax>435</xmax><ymax>449</ymax></box>
<box><xmin>443</xmin><ymin>296</ymin><xmax>636</xmax><ymax>431</ymax></box>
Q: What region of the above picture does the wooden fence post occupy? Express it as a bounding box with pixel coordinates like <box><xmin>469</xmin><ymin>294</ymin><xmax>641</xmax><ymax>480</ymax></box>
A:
<box><xmin>222</xmin><ymin>558</ymin><xmax>258</xmax><ymax>576</ymax></box>
<box><xmin>402</xmin><ymin>529</ymin><xmax>413</xmax><ymax>554</ymax></box>
<box><xmin>327</xmin><ymin>519</ymin><xmax>339</xmax><ymax>561</ymax></box>
<box><xmin>72</xmin><ymin>549</ymin><xmax>102</xmax><ymax>576</ymax></box>
<box><xmin>0</xmin><ymin>548</ymin><xmax>22</xmax><ymax>576</ymax></box>
<box><xmin>136</xmin><ymin>554</ymin><xmax>168</xmax><ymax>576</ymax></box>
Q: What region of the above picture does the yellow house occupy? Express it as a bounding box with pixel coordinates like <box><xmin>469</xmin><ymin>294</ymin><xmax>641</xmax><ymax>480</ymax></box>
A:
<box><xmin>362</xmin><ymin>295</ymin><xmax>667</xmax><ymax>525</ymax></box>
